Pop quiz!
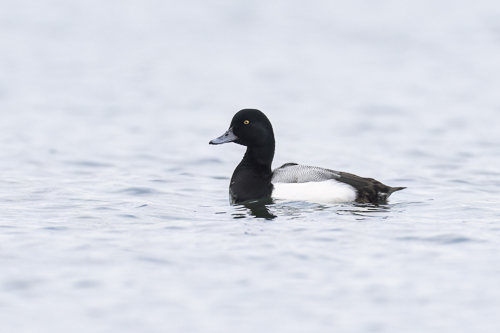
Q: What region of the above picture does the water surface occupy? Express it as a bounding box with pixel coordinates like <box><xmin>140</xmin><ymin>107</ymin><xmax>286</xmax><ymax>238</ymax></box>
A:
<box><xmin>1</xmin><ymin>1</ymin><xmax>500</xmax><ymax>332</ymax></box>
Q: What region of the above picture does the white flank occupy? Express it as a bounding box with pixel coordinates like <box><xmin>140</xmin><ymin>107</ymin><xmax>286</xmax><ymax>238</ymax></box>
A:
<box><xmin>271</xmin><ymin>179</ymin><xmax>357</xmax><ymax>203</ymax></box>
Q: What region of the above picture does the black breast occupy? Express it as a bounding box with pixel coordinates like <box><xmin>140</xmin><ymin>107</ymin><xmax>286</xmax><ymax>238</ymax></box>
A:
<box><xmin>230</xmin><ymin>164</ymin><xmax>273</xmax><ymax>204</ymax></box>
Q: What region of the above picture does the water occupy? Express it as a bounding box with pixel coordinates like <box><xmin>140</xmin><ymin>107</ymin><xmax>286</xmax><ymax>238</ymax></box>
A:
<box><xmin>1</xmin><ymin>1</ymin><xmax>500</xmax><ymax>332</ymax></box>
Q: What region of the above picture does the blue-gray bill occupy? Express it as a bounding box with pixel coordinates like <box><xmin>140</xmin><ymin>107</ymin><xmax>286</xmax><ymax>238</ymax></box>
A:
<box><xmin>209</xmin><ymin>127</ymin><xmax>238</xmax><ymax>145</ymax></box>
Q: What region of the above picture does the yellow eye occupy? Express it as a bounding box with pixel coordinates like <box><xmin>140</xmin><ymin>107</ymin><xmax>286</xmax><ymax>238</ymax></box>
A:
<box><xmin>244</xmin><ymin>120</ymin><xmax>249</xmax><ymax>125</ymax></box>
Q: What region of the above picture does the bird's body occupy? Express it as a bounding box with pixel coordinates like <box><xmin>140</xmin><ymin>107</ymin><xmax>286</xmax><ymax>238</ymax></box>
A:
<box><xmin>210</xmin><ymin>109</ymin><xmax>405</xmax><ymax>204</ymax></box>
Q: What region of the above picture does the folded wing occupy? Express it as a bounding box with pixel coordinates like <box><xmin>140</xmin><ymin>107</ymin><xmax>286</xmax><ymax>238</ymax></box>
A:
<box><xmin>271</xmin><ymin>163</ymin><xmax>341</xmax><ymax>183</ymax></box>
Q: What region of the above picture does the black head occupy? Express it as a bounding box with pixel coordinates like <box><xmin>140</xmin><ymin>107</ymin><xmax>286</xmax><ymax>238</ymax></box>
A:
<box><xmin>210</xmin><ymin>109</ymin><xmax>275</xmax><ymax>147</ymax></box>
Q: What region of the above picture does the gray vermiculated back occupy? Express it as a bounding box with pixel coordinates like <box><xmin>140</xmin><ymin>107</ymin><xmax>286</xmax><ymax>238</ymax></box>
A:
<box><xmin>271</xmin><ymin>163</ymin><xmax>341</xmax><ymax>183</ymax></box>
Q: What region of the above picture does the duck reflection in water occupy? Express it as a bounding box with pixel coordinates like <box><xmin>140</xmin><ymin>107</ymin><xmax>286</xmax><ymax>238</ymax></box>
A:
<box><xmin>232</xmin><ymin>197</ymin><xmax>277</xmax><ymax>220</ymax></box>
<box><xmin>231</xmin><ymin>198</ymin><xmax>399</xmax><ymax>220</ymax></box>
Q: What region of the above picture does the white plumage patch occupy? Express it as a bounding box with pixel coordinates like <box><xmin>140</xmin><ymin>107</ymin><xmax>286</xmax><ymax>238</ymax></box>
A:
<box><xmin>271</xmin><ymin>179</ymin><xmax>357</xmax><ymax>203</ymax></box>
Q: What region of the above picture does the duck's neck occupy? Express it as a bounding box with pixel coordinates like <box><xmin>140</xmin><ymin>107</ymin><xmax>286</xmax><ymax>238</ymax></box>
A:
<box><xmin>240</xmin><ymin>143</ymin><xmax>275</xmax><ymax>175</ymax></box>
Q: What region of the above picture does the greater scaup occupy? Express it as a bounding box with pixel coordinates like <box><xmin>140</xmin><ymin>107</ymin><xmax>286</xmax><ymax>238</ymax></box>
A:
<box><xmin>210</xmin><ymin>109</ymin><xmax>405</xmax><ymax>204</ymax></box>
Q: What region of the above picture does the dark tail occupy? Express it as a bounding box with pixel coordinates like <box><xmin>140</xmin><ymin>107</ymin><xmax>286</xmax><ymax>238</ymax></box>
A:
<box><xmin>387</xmin><ymin>186</ymin><xmax>406</xmax><ymax>197</ymax></box>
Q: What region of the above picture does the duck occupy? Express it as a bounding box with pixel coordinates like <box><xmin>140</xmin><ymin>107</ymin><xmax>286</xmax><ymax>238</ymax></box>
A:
<box><xmin>209</xmin><ymin>109</ymin><xmax>405</xmax><ymax>204</ymax></box>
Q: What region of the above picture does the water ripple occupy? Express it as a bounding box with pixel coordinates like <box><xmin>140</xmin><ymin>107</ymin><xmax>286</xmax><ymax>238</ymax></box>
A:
<box><xmin>117</xmin><ymin>187</ymin><xmax>161</xmax><ymax>196</ymax></box>
<box><xmin>396</xmin><ymin>234</ymin><xmax>476</xmax><ymax>244</ymax></box>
